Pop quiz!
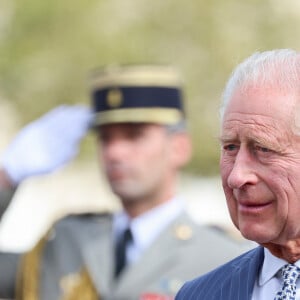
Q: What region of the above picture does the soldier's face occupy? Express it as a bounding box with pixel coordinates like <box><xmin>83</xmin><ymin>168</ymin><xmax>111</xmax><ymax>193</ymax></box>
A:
<box><xmin>97</xmin><ymin>123</ymin><xmax>181</xmax><ymax>206</ymax></box>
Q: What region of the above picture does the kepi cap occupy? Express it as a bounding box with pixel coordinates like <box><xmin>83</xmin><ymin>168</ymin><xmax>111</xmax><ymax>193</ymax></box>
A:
<box><xmin>90</xmin><ymin>64</ymin><xmax>184</xmax><ymax>126</ymax></box>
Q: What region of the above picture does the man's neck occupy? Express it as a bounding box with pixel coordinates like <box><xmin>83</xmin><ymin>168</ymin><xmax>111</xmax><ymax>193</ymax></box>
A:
<box><xmin>262</xmin><ymin>239</ymin><xmax>300</xmax><ymax>263</ymax></box>
<box><xmin>122</xmin><ymin>192</ymin><xmax>175</xmax><ymax>218</ymax></box>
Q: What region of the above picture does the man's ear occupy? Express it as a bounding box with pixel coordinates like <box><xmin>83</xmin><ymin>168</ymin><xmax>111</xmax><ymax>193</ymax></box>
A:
<box><xmin>170</xmin><ymin>132</ymin><xmax>192</xmax><ymax>168</ymax></box>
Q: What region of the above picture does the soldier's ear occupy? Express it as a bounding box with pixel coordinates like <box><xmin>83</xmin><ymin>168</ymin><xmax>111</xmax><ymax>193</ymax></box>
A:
<box><xmin>170</xmin><ymin>132</ymin><xmax>192</xmax><ymax>168</ymax></box>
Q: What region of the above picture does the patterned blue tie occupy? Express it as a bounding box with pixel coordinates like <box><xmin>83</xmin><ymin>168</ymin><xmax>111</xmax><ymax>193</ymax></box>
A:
<box><xmin>274</xmin><ymin>264</ymin><xmax>300</xmax><ymax>300</ymax></box>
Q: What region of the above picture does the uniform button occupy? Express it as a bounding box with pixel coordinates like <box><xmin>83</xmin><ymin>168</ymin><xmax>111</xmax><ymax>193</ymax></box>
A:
<box><xmin>174</xmin><ymin>224</ymin><xmax>193</xmax><ymax>240</ymax></box>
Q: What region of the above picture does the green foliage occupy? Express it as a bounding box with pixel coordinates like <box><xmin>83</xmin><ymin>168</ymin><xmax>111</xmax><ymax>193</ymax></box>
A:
<box><xmin>1</xmin><ymin>0</ymin><xmax>300</xmax><ymax>174</ymax></box>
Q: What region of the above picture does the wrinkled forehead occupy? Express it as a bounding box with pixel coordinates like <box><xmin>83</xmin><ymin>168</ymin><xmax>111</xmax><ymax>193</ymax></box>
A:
<box><xmin>220</xmin><ymin>112</ymin><xmax>300</xmax><ymax>159</ymax></box>
<box><xmin>221</xmin><ymin>87</ymin><xmax>300</xmax><ymax>144</ymax></box>
<box><xmin>226</xmin><ymin>84</ymin><xmax>298</xmax><ymax>119</ymax></box>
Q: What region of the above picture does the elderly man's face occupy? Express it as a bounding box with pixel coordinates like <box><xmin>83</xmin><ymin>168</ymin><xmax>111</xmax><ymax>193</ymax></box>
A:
<box><xmin>220</xmin><ymin>85</ymin><xmax>300</xmax><ymax>245</ymax></box>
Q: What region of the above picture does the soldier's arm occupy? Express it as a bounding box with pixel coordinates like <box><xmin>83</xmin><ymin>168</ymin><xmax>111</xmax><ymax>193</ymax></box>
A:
<box><xmin>0</xmin><ymin>252</ymin><xmax>21</xmax><ymax>299</ymax></box>
<box><xmin>0</xmin><ymin>105</ymin><xmax>91</xmax><ymax>298</ymax></box>
<box><xmin>1</xmin><ymin>105</ymin><xmax>91</xmax><ymax>186</ymax></box>
<box><xmin>0</xmin><ymin>105</ymin><xmax>91</xmax><ymax>219</ymax></box>
<box><xmin>0</xmin><ymin>169</ymin><xmax>16</xmax><ymax>220</ymax></box>
<box><xmin>0</xmin><ymin>170</ymin><xmax>20</xmax><ymax>299</ymax></box>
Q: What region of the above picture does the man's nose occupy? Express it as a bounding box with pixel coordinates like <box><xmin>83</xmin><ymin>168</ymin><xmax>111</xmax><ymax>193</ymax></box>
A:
<box><xmin>227</xmin><ymin>149</ymin><xmax>258</xmax><ymax>189</ymax></box>
<box><xmin>103</xmin><ymin>139</ymin><xmax>130</xmax><ymax>160</ymax></box>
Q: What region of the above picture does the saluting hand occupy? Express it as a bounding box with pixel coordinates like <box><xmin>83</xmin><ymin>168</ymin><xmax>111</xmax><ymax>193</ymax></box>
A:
<box><xmin>1</xmin><ymin>105</ymin><xmax>92</xmax><ymax>185</ymax></box>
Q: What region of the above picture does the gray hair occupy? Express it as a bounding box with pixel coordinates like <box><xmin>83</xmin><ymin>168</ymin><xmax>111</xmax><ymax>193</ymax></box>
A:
<box><xmin>220</xmin><ymin>49</ymin><xmax>300</xmax><ymax>120</ymax></box>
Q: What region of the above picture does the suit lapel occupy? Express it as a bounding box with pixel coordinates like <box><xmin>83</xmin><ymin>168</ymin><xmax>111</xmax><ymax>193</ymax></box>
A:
<box><xmin>220</xmin><ymin>246</ymin><xmax>264</xmax><ymax>299</ymax></box>
<box><xmin>80</xmin><ymin>215</ymin><xmax>114</xmax><ymax>297</ymax></box>
<box><xmin>78</xmin><ymin>212</ymin><xmax>194</xmax><ymax>297</ymax></box>
<box><xmin>114</xmin><ymin>213</ymin><xmax>194</xmax><ymax>296</ymax></box>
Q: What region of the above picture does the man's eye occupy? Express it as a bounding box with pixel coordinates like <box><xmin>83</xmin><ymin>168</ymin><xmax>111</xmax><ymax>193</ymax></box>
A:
<box><xmin>224</xmin><ymin>144</ymin><xmax>237</xmax><ymax>151</ymax></box>
<box><xmin>98</xmin><ymin>133</ymin><xmax>110</xmax><ymax>143</ymax></box>
<box><xmin>255</xmin><ymin>146</ymin><xmax>271</xmax><ymax>153</ymax></box>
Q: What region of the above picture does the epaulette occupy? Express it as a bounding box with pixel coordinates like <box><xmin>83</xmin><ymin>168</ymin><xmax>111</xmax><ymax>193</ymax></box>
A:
<box><xmin>207</xmin><ymin>223</ymin><xmax>247</xmax><ymax>243</ymax></box>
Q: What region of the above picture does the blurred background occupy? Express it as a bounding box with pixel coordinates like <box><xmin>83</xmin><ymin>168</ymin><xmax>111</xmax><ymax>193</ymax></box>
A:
<box><xmin>0</xmin><ymin>0</ymin><xmax>300</xmax><ymax>251</ymax></box>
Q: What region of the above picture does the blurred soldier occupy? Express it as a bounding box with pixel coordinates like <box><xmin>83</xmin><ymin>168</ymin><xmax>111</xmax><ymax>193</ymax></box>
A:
<box><xmin>0</xmin><ymin>65</ymin><xmax>249</xmax><ymax>300</ymax></box>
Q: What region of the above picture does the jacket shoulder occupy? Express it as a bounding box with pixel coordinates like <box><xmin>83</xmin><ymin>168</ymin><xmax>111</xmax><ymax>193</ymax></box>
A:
<box><xmin>53</xmin><ymin>212</ymin><xmax>112</xmax><ymax>229</ymax></box>
<box><xmin>179</xmin><ymin>214</ymin><xmax>254</xmax><ymax>253</ymax></box>
<box><xmin>41</xmin><ymin>212</ymin><xmax>113</xmax><ymax>247</ymax></box>
<box><xmin>176</xmin><ymin>246</ymin><xmax>264</xmax><ymax>299</ymax></box>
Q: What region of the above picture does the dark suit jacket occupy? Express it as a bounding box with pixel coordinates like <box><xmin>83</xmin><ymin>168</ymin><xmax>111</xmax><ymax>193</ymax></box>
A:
<box><xmin>175</xmin><ymin>246</ymin><xmax>264</xmax><ymax>300</ymax></box>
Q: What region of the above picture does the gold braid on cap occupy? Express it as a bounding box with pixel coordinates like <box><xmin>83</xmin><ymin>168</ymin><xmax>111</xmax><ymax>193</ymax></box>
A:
<box><xmin>16</xmin><ymin>231</ymin><xmax>99</xmax><ymax>300</ymax></box>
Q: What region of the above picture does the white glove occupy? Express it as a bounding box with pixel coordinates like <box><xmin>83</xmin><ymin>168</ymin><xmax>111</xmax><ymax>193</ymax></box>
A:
<box><xmin>1</xmin><ymin>105</ymin><xmax>92</xmax><ymax>185</ymax></box>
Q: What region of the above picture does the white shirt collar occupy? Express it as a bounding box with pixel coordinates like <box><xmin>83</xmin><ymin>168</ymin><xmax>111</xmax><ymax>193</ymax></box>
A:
<box><xmin>113</xmin><ymin>197</ymin><xmax>184</xmax><ymax>263</ymax></box>
<box><xmin>130</xmin><ymin>196</ymin><xmax>184</xmax><ymax>251</ymax></box>
<box><xmin>259</xmin><ymin>248</ymin><xmax>300</xmax><ymax>286</ymax></box>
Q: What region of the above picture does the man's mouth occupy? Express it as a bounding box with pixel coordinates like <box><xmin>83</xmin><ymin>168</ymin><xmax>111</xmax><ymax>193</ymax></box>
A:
<box><xmin>238</xmin><ymin>201</ymin><xmax>273</xmax><ymax>214</ymax></box>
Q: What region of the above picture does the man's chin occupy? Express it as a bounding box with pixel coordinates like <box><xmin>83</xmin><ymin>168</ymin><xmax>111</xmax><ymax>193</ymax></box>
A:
<box><xmin>111</xmin><ymin>185</ymin><xmax>141</xmax><ymax>202</ymax></box>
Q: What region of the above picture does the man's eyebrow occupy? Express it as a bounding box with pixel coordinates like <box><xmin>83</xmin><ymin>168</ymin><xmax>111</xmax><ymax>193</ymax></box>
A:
<box><xmin>218</xmin><ymin>135</ymin><xmax>238</xmax><ymax>143</ymax></box>
<box><xmin>219</xmin><ymin>134</ymin><xmax>284</xmax><ymax>151</ymax></box>
<box><xmin>250</xmin><ymin>137</ymin><xmax>285</xmax><ymax>152</ymax></box>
